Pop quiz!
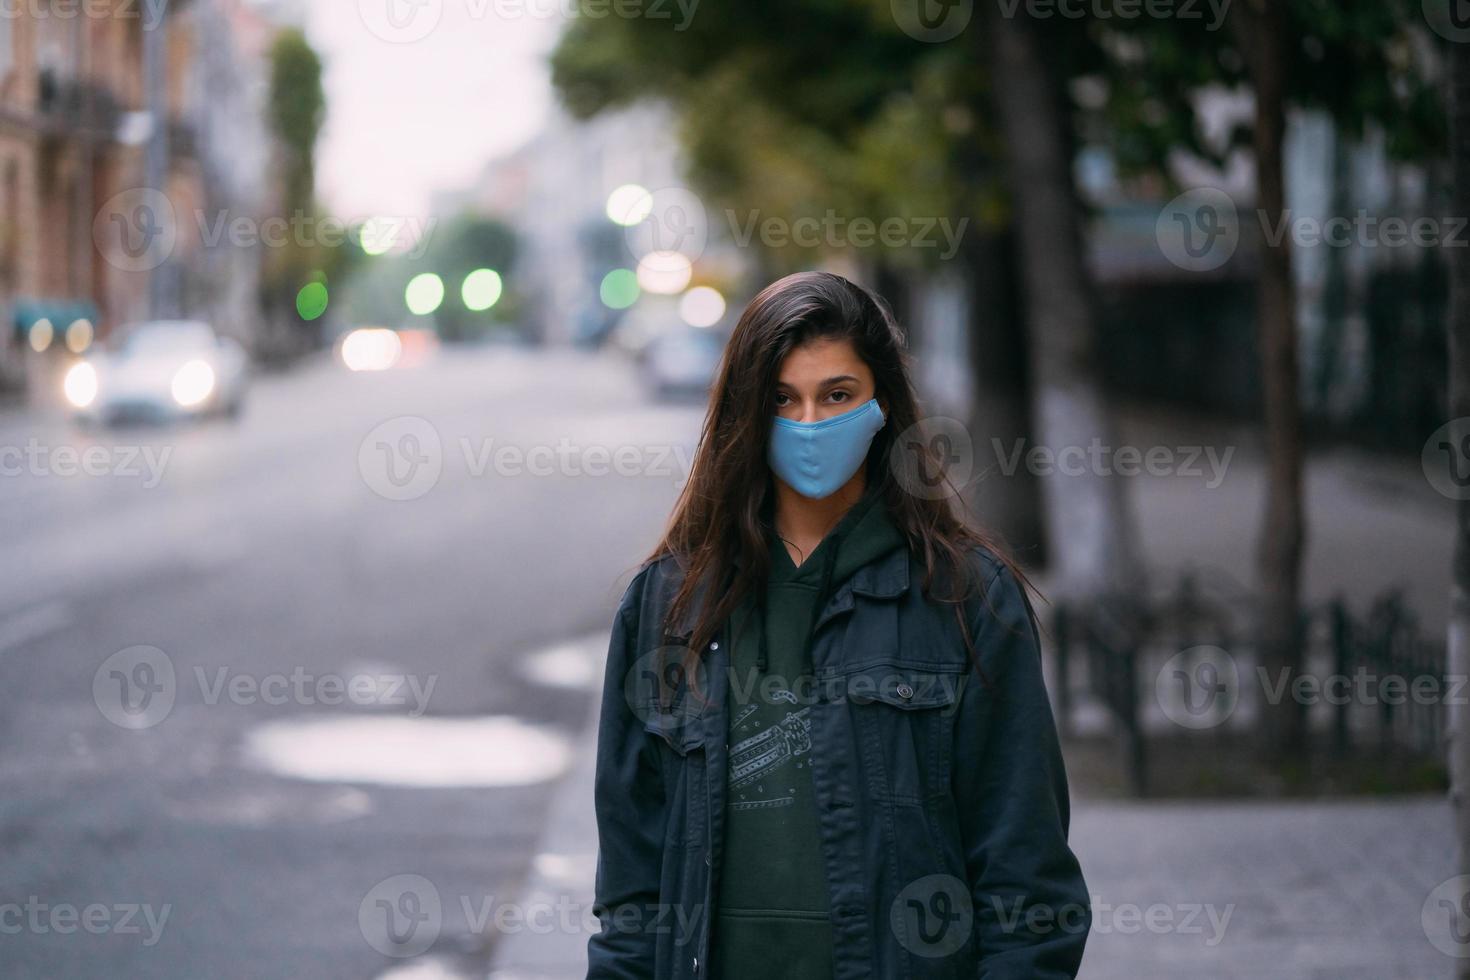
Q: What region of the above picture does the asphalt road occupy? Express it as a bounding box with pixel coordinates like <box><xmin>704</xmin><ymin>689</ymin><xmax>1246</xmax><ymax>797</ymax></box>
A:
<box><xmin>0</xmin><ymin>344</ymin><xmax>702</xmax><ymax>979</ymax></box>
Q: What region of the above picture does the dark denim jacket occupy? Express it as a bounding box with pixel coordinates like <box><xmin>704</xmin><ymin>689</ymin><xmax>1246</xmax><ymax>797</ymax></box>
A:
<box><xmin>587</xmin><ymin>543</ymin><xmax>1090</xmax><ymax>979</ymax></box>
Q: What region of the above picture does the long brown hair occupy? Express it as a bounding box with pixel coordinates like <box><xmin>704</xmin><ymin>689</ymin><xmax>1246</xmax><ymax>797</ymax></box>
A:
<box><xmin>648</xmin><ymin>270</ymin><xmax>1033</xmax><ymax>677</ymax></box>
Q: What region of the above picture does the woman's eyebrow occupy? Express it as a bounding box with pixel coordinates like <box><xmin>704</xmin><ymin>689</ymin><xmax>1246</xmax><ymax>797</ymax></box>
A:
<box><xmin>775</xmin><ymin>374</ymin><xmax>859</xmax><ymax>389</ymax></box>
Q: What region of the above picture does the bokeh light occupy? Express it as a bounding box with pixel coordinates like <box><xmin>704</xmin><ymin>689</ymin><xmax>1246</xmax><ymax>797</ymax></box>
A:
<box><xmin>296</xmin><ymin>282</ymin><xmax>329</xmax><ymax>321</ymax></box>
<box><xmin>606</xmin><ymin>184</ymin><xmax>653</xmax><ymax>226</ymax></box>
<box><xmin>65</xmin><ymin>318</ymin><xmax>94</xmax><ymax>353</ymax></box>
<box><xmin>171</xmin><ymin>360</ymin><xmax>216</xmax><ymax>408</ymax></box>
<box><xmin>600</xmin><ymin>269</ymin><xmax>640</xmax><ymax>309</ymax></box>
<box><xmin>462</xmin><ymin>269</ymin><xmax>503</xmax><ymax>312</ymax></box>
<box><xmin>636</xmin><ymin>251</ymin><xmax>693</xmax><ymax>295</ymax></box>
<box><xmin>678</xmin><ymin>287</ymin><xmax>726</xmax><ymax>328</ymax></box>
<box><xmin>63</xmin><ymin>361</ymin><xmax>97</xmax><ymax>408</ymax></box>
<box><xmin>28</xmin><ymin>318</ymin><xmax>53</xmax><ymax>353</ymax></box>
<box><xmin>405</xmin><ymin>273</ymin><xmax>445</xmax><ymax>316</ymax></box>
<box><xmin>340</xmin><ymin>328</ymin><xmax>403</xmax><ymax>372</ymax></box>
<box><xmin>358</xmin><ymin>217</ymin><xmax>396</xmax><ymax>256</ymax></box>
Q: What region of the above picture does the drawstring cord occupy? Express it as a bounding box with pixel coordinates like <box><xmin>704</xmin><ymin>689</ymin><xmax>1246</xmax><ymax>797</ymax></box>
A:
<box><xmin>755</xmin><ymin>521</ymin><xmax>844</xmax><ymax>676</ymax></box>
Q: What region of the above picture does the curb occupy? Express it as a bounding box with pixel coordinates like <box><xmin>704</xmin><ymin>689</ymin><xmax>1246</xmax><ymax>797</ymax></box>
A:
<box><xmin>487</xmin><ymin>632</ymin><xmax>608</xmax><ymax>980</ymax></box>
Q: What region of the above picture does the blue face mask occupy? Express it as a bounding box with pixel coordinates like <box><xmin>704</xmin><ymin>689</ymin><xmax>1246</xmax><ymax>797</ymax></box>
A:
<box><xmin>768</xmin><ymin>397</ymin><xmax>886</xmax><ymax>499</ymax></box>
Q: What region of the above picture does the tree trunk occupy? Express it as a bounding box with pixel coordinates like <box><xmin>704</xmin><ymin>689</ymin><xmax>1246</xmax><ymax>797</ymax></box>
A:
<box><xmin>1447</xmin><ymin>30</ymin><xmax>1470</xmax><ymax>976</ymax></box>
<box><xmin>962</xmin><ymin>225</ymin><xmax>1048</xmax><ymax>564</ymax></box>
<box><xmin>1233</xmin><ymin>0</ymin><xmax>1308</xmax><ymax>756</ymax></box>
<box><xmin>981</xmin><ymin>6</ymin><xmax>1143</xmax><ymax>597</ymax></box>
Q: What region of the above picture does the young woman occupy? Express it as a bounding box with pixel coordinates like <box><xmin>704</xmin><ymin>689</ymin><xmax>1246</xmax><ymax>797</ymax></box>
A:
<box><xmin>587</xmin><ymin>272</ymin><xmax>1089</xmax><ymax>980</ymax></box>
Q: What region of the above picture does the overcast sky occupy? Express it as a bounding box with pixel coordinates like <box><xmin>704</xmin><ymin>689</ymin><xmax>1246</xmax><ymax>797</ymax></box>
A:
<box><xmin>302</xmin><ymin>2</ymin><xmax>563</xmax><ymax>223</ymax></box>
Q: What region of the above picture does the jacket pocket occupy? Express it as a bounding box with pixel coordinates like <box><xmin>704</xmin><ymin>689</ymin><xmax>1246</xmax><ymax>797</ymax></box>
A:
<box><xmin>832</xmin><ymin>661</ymin><xmax>964</xmax><ymax>804</ymax></box>
<box><xmin>643</xmin><ymin>705</ymin><xmax>709</xmax><ymax>849</ymax></box>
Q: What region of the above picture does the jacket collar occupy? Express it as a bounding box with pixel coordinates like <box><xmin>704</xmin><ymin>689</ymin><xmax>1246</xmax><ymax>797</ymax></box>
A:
<box><xmin>666</xmin><ymin>540</ymin><xmax>910</xmax><ymax>639</ymax></box>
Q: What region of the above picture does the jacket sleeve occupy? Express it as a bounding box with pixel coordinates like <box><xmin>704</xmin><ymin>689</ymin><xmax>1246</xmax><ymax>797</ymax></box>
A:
<box><xmin>586</xmin><ymin>578</ymin><xmax>668</xmax><ymax>979</ymax></box>
<box><xmin>952</xmin><ymin>560</ymin><xmax>1090</xmax><ymax>979</ymax></box>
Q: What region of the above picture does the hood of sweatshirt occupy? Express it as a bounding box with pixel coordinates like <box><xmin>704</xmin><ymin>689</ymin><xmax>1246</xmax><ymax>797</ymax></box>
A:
<box><xmin>751</xmin><ymin>484</ymin><xmax>907</xmax><ymax>672</ymax></box>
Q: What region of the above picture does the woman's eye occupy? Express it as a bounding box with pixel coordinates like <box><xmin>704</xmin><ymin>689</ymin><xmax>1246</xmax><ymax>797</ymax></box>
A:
<box><xmin>829</xmin><ymin>390</ymin><xmax>850</xmax><ymax>403</ymax></box>
<box><xmin>774</xmin><ymin>393</ymin><xmax>790</xmax><ymax>407</ymax></box>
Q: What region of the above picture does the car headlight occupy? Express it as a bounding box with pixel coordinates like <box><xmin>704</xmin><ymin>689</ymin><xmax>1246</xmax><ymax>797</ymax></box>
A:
<box><xmin>171</xmin><ymin>360</ymin><xmax>216</xmax><ymax>407</ymax></box>
<box><xmin>63</xmin><ymin>362</ymin><xmax>98</xmax><ymax>408</ymax></box>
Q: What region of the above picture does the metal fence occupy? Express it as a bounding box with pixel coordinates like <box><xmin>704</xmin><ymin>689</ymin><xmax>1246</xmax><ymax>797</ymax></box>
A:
<box><xmin>1052</xmin><ymin>567</ymin><xmax>1447</xmax><ymax>796</ymax></box>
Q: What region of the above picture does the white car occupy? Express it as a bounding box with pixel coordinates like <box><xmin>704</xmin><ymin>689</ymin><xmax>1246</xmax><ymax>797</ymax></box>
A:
<box><xmin>65</xmin><ymin>320</ymin><xmax>249</xmax><ymax>425</ymax></box>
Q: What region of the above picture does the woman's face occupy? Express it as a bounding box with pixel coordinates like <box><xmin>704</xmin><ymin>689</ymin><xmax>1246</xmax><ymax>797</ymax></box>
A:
<box><xmin>773</xmin><ymin>336</ymin><xmax>878</xmax><ymax>423</ymax></box>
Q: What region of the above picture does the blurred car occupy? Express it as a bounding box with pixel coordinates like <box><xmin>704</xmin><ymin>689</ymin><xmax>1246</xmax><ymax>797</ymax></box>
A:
<box><xmin>64</xmin><ymin>320</ymin><xmax>248</xmax><ymax>425</ymax></box>
<box><xmin>641</xmin><ymin>326</ymin><xmax>726</xmax><ymax>400</ymax></box>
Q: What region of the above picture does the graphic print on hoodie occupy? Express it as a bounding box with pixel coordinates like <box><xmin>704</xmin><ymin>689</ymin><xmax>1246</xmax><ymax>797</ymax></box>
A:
<box><xmin>712</xmin><ymin>485</ymin><xmax>907</xmax><ymax>979</ymax></box>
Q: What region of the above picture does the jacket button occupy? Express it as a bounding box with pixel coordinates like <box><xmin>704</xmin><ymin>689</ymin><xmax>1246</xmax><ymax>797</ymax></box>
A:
<box><xmin>693</xmin><ymin>955</ymin><xmax>700</xmax><ymax>973</ymax></box>
<box><xmin>896</xmin><ymin>682</ymin><xmax>914</xmax><ymax>700</ymax></box>
<box><xmin>704</xmin><ymin>851</ymin><xmax>712</xmax><ymax>866</ymax></box>
<box><xmin>709</xmin><ymin>641</ymin><xmax>719</xmax><ymax>650</ymax></box>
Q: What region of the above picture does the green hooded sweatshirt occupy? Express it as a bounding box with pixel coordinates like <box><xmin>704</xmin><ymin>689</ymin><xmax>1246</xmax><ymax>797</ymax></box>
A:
<box><xmin>711</xmin><ymin>485</ymin><xmax>907</xmax><ymax>979</ymax></box>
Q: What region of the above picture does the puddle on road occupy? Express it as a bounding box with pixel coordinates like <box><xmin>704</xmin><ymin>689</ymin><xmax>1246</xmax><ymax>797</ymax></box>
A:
<box><xmin>375</xmin><ymin>957</ymin><xmax>475</xmax><ymax>980</ymax></box>
<box><xmin>243</xmin><ymin>715</ymin><xmax>571</xmax><ymax>788</ymax></box>
<box><xmin>519</xmin><ymin>640</ymin><xmax>599</xmax><ymax>690</ymax></box>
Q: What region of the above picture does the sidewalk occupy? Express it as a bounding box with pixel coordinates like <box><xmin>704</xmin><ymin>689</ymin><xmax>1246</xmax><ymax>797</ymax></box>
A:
<box><xmin>487</xmin><ymin>634</ymin><xmax>1454</xmax><ymax>979</ymax></box>
<box><xmin>487</xmin><ymin>635</ymin><xmax>604</xmax><ymax>980</ymax></box>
